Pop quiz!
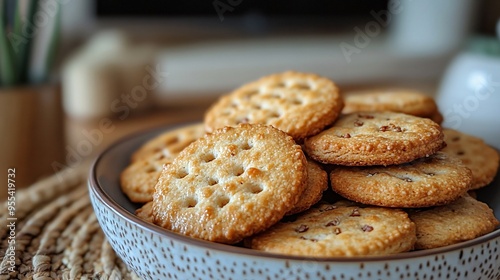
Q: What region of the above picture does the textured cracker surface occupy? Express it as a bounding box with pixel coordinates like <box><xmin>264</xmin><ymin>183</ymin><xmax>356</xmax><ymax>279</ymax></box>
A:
<box><xmin>131</xmin><ymin>123</ymin><xmax>205</xmax><ymax>162</ymax></box>
<box><xmin>342</xmin><ymin>89</ymin><xmax>438</xmax><ymax>119</ymax></box>
<box><xmin>286</xmin><ymin>159</ymin><xmax>328</xmax><ymax>215</ymax></box>
<box><xmin>409</xmin><ymin>195</ymin><xmax>499</xmax><ymax>250</ymax></box>
<box><xmin>204</xmin><ymin>71</ymin><xmax>344</xmax><ymax>141</ymax></box>
<box><xmin>136</xmin><ymin>201</ymin><xmax>154</xmax><ymax>223</ymax></box>
<box><xmin>442</xmin><ymin>128</ymin><xmax>499</xmax><ymax>189</ymax></box>
<box><xmin>120</xmin><ymin>154</ymin><xmax>171</xmax><ymax>203</ymax></box>
<box><xmin>329</xmin><ymin>152</ymin><xmax>473</xmax><ymax>208</ymax></box>
<box><xmin>121</xmin><ymin>123</ymin><xmax>206</xmax><ymax>203</ymax></box>
<box><xmin>304</xmin><ymin>112</ymin><xmax>444</xmax><ymax>166</ymax></box>
<box><xmin>246</xmin><ymin>203</ymin><xmax>416</xmax><ymax>257</ymax></box>
<box><xmin>153</xmin><ymin>124</ymin><xmax>307</xmax><ymax>244</ymax></box>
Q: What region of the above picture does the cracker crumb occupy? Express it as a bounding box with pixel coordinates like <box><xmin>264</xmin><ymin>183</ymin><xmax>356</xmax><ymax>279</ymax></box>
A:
<box><xmin>354</xmin><ymin>120</ymin><xmax>364</xmax><ymax>127</ymax></box>
<box><xmin>295</xmin><ymin>224</ymin><xmax>309</xmax><ymax>233</ymax></box>
<box><xmin>380</xmin><ymin>123</ymin><xmax>402</xmax><ymax>132</ymax></box>
<box><xmin>325</xmin><ymin>219</ymin><xmax>340</xmax><ymax>227</ymax></box>
<box><xmin>350</xmin><ymin>209</ymin><xmax>361</xmax><ymax>217</ymax></box>
<box><xmin>362</xmin><ymin>225</ymin><xmax>374</xmax><ymax>232</ymax></box>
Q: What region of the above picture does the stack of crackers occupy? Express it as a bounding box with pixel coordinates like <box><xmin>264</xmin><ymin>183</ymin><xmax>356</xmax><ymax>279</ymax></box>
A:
<box><xmin>121</xmin><ymin>71</ymin><xmax>499</xmax><ymax>257</ymax></box>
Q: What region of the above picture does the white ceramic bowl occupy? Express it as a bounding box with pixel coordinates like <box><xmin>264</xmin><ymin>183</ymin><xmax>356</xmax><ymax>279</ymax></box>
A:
<box><xmin>89</xmin><ymin>123</ymin><xmax>500</xmax><ymax>280</ymax></box>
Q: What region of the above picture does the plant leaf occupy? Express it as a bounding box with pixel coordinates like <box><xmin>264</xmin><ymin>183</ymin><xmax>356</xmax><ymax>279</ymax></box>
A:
<box><xmin>0</xmin><ymin>0</ymin><xmax>17</xmax><ymax>86</ymax></box>
<box><xmin>42</xmin><ymin>0</ymin><xmax>60</xmax><ymax>84</ymax></box>
<box><xmin>17</xmin><ymin>0</ymin><xmax>38</xmax><ymax>83</ymax></box>
<box><xmin>28</xmin><ymin>0</ymin><xmax>60</xmax><ymax>84</ymax></box>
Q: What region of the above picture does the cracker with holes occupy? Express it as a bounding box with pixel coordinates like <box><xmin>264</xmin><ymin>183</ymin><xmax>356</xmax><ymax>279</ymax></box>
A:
<box><xmin>409</xmin><ymin>194</ymin><xmax>499</xmax><ymax>250</ymax></box>
<box><xmin>152</xmin><ymin>124</ymin><xmax>308</xmax><ymax>244</ymax></box>
<box><xmin>204</xmin><ymin>71</ymin><xmax>344</xmax><ymax>141</ymax></box>
<box><xmin>329</xmin><ymin>152</ymin><xmax>473</xmax><ymax>208</ymax></box>
<box><xmin>121</xmin><ymin>123</ymin><xmax>206</xmax><ymax>203</ymax></box>
<box><xmin>131</xmin><ymin>123</ymin><xmax>206</xmax><ymax>162</ymax></box>
<box><xmin>120</xmin><ymin>153</ymin><xmax>172</xmax><ymax>203</ymax></box>
<box><xmin>442</xmin><ymin>128</ymin><xmax>499</xmax><ymax>190</ymax></box>
<box><xmin>286</xmin><ymin>159</ymin><xmax>328</xmax><ymax>215</ymax></box>
<box><xmin>245</xmin><ymin>203</ymin><xmax>416</xmax><ymax>257</ymax></box>
<box><xmin>304</xmin><ymin>112</ymin><xmax>445</xmax><ymax>166</ymax></box>
<box><xmin>342</xmin><ymin>89</ymin><xmax>443</xmax><ymax>124</ymax></box>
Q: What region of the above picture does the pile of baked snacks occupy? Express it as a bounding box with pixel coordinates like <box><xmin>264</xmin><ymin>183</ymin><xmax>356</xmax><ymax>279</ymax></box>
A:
<box><xmin>121</xmin><ymin>71</ymin><xmax>499</xmax><ymax>257</ymax></box>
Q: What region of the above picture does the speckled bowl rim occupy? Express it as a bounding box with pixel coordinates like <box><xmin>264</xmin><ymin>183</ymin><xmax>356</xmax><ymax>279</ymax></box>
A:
<box><xmin>89</xmin><ymin>122</ymin><xmax>500</xmax><ymax>263</ymax></box>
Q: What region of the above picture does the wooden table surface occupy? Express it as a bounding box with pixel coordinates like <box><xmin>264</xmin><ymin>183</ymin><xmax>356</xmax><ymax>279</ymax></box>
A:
<box><xmin>64</xmin><ymin>103</ymin><xmax>211</xmax><ymax>160</ymax></box>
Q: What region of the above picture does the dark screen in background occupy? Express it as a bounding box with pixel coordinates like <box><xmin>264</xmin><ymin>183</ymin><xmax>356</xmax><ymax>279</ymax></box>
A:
<box><xmin>96</xmin><ymin>0</ymin><xmax>388</xmax><ymax>18</ymax></box>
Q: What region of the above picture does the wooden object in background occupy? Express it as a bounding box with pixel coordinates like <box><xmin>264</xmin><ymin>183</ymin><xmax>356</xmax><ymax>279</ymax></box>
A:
<box><xmin>0</xmin><ymin>85</ymin><xmax>65</xmax><ymax>200</ymax></box>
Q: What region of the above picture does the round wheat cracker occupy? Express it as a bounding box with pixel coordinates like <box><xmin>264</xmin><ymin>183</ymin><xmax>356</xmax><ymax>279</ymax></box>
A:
<box><xmin>409</xmin><ymin>194</ymin><xmax>499</xmax><ymax>249</ymax></box>
<box><xmin>329</xmin><ymin>152</ymin><xmax>472</xmax><ymax>208</ymax></box>
<box><xmin>246</xmin><ymin>203</ymin><xmax>416</xmax><ymax>257</ymax></box>
<box><xmin>286</xmin><ymin>159</ymin><xmax>328</xmax><ymax>215</ymax></box>
<box><xmin>204</xmin><ymin>71</ymin><xmax>344</xmax><ymax>141</ymax></box>
<box><xmin>442</xmin><ymin>128</ymin><xmax>499</xmax><ymax>189</ymax></box>
<box><xmin>131</xmin><ymin>123</ymin><xmax>205</xmax><ymax>162</ymax></box>
<box><xmin>342</xmin><ymin>88</ymin><xmax>440</xmax><ymax>121</ymax></box>
<box><xmin>153</xmin><ymin>124</ymin><xmax>308</xmax><ymax>244</ymax></box>
<box><xmin>304</xmin><ymin>111</ymin><xmax>444</xmax><ymax>166</ymax></box>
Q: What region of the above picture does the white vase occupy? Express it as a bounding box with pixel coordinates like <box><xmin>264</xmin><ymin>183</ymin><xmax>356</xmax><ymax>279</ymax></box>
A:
<box><xmin>437</xmin><ymin>52</ymin><xmax>500</xmax><ymax>149</ymax></box>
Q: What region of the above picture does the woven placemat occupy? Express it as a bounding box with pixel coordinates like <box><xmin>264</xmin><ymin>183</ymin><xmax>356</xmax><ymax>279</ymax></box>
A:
<box><xmin>0</xmin><ymin>165</ymin><xmax>140</xmax><ymax>280</ymax></box>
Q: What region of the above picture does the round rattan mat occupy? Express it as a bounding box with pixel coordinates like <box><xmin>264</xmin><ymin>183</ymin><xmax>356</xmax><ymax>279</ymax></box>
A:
<box><xmin>0</xmin><ymin>165</ymin><xmax>139</xmax><ymax>280</ymax></box>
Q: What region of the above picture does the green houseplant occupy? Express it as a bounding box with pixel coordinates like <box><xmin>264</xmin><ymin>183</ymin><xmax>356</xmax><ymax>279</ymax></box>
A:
<box><xmin>0</xmin><ymin>0</ymin><xmax>61</xmax><ymax>86</ymax></box>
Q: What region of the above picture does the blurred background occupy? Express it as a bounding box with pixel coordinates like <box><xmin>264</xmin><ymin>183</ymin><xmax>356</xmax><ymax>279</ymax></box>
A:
<box><xmin>1</xmin><ymin>0</ymin><xmax>500</xmax><ymax>198</ymax></box>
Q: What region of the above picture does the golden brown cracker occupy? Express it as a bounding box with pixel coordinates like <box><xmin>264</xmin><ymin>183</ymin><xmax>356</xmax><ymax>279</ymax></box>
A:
<box><xmin>329</xmin><ymin>152</ymin><xmax>473</xmax><ymax>208</ymax></box>
<box><xmin>246</xmin><ymin>203</ymin><xmax>416</xmax><ymax>257</ymax></box>
<box><xmin>409</xmin><ymin>195</ymin><xmax>499</xmax><ymax>249</ymax></box>
<box><xmin>153</xmin><ymin>124</ymin><xmax>308</xmax><ymax>244</ymax></box>
<box><xmin>304</xmin><ymin>112</ymin><xmax>444</xmax><ymax>166</ymax></box>
<box><xmin>204</xmin><ymin>71</ymin><xmax>343</xmax><ymax>141</ymax></box>
<box><xmin>442</xmin><ymin>128</ymin><xmax>499</xmax><ymax>189</ymax></box>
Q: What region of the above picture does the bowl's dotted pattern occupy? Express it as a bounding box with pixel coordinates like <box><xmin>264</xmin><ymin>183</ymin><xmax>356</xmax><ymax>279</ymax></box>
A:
<box><xmin>90</xmin><ymin>190</ymin><xmax>500</xmax><ymax>280</ymax></box>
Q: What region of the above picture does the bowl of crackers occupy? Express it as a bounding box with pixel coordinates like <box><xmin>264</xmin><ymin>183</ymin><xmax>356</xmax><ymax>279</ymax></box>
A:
<box><xmin>89</xmin><ymin>71</ymin><xmax>500</xmax><ymax>280</ymax></box>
